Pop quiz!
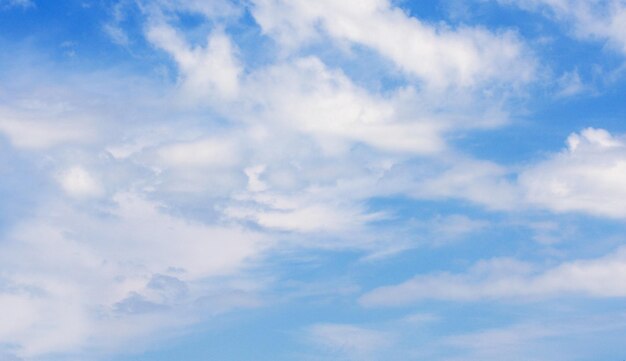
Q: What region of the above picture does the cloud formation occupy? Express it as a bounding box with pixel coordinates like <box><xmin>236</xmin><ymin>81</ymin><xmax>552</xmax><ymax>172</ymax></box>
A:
<box><xmin>253</xmin><ymin>0</ymin><xmax>535</xmax><ymax>89</ymax></box>
<box><xmin>2</xmin><ymin>0</ymin><xmax>626</xmax><ymax>359</ymax></box>
<box><xmin>521</xmin><ymin>128</ymin><xmax>626</xmax><ymax>218</ymax></box>
<box><xmin>362</xmin><ymin>246</ymin><xmax>626</xmax><ymax>306</ymax></box>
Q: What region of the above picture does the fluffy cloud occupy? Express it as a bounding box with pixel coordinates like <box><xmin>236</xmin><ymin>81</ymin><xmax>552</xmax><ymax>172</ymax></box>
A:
<box><xmin>520</xmin><ymin>128</ymin><xmax>626</xmax><ymax>218</ymax></box>
<box><xmin>241</xmin><ymin>57</ymin><xmax>449</xmax><ymax>155</ymax></box>
<box><xmin>0</xmin><ymin>193</ymin><xmax>266</xmax><ymax>357</ymax></box>
<box><xmin>252</xmin><ymin>0</ymin><xmax>535</xmax><ymax>89</ymax></box>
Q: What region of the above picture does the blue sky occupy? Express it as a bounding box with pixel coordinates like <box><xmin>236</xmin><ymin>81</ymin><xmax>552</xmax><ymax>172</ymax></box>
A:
<box><xmin>2</xmin><ymin>0</ymin><xmax>626</xmax><ymax>360</ymax></box>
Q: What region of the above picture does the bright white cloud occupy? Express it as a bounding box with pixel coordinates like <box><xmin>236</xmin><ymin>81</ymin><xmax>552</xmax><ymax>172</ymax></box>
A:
<box><xmin>520</xmin><ymin>128</ymin><xmax>626</xmax><ymax>218</ymax></box>
<box><xmin>252</xmin><ymin>0</ymin><xmax>535</xmax><ymax>89</ymax></box>
<box><xmin>226</xmin><ymin>195</ymin><xmax>384</xmax><ymax>234</ymax></box>
<box><xmin>56</xmin><ymin>166</ymin><xmax>103</xmax><ymax>198</ymax></box>
<box><xmin>242</xmin><ymin>57</ymin><xmax>448</xmax><ymax>155</ymax></box>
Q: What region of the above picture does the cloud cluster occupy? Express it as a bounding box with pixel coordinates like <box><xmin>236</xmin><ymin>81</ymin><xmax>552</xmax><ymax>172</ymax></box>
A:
<box><xmin>253</xmin><ymin>0</ymin><xmax>535</xmax><ymax>89</ymax></box>
<box><xmin>521</xmin><ymin>128</ymin><xmax>626</xmax><ymax>218</ymax></box>
<box><xmin>0</xmin><ymin>193</ymin><xmax>265</xmax><ymax>357</ymax></box>
<box><xmin>2</xmin><ymin>0</ymin><xmax>626</xmax><ymax>359</ymax></box>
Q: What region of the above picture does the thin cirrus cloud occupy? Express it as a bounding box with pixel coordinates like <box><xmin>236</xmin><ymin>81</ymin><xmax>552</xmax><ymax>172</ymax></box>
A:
<box><xmin>307</xmin><ymin>323</ymin><xmax>392</xmax><ymax>358</ymax></box>
<box><xmin>146</xmin><ymin>25</ymin><xmax>242</xmax><ymax>100</ymax></box>
<box><xmin>361</xmin><ymin>246</ymin><xmax>626</xmax><ymax>306</ymax></box>
<box><xmin>499</xmin><ymin>0</ymin><xmax>626</xmax><ymax>55</ymax></box>
<box><xmin>0</xmin><ymin>0</ymin><xmax>33</xmax><ymax>9</ymax></box>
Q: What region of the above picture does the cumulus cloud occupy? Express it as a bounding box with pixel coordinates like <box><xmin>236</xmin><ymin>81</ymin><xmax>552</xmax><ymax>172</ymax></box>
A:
<box><xmin>520</xmin><ymin>128</ymin><xmax>626</xmax><ymax>218</ymax></box>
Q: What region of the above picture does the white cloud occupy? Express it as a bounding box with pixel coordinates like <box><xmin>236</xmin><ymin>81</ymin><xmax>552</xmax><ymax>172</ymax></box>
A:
<box><xmin>556</xmin><ymin>69</ymin><xmax>586</xmax><ymax>96</ymax></box>
<box><xmin>361</xmin><ymin>246</ymin><xmax>626</xmax><ymax>306</ymax></box>
<box><xmin>0</xmin><ymin>193</ymin><xmax>267</xmax><ymax>357</ymax></box>
<box><xmin>252</xmin><ymin>0</ymin><xmax>535</xmax><ymax>89</ymax></box>
<box><xmin>157</xmin><ymin>137</ymin><xmax>241</xmax><ymax>168</ymax></box>
<box><xmin>500</xmin><ymin>0</ymin><xmax>626</xmax><ymax>55</ymax></box>
<box><xmin>0</xmin><ymin>110</ymin><xmax>91</xmax><ymax>150</ymax></box>
<box><xmin>56</xmin><ymin>166</ymin><xmax>103</xmax><ymax>198</ymax></box>
<box><xmin>226</xmin><ymin>197</ymin><xmax>383</xmax><ymax>234</ymax></box>
<box><xmin>0</xmin><ymin>1</ymin><xmax>592</xmax><ymax>358</ymax></box>
<box><xmin>242</xmin><ymin>57</ymin><xmax>448</xmax><ymax>155</ymax></box>
<box><xmin>146</xmin><ymin>24</ymin><xmax>241</xmax><ymax>100</ymax></box>
<box><xmin>412</xmin><ymin>157</ymin><xmax>521</xmax><ymax>210</ymax></box>
<box><xmin>520</xmin><ymin>128</ymin><xmax>626</xmax><ymax>218</ymax></box>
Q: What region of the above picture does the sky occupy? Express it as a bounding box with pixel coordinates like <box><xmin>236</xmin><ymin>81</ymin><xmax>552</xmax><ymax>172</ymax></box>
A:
<box><xmin>1</xmin><ymin>0</ymin><xmax>626</xmax><ymax>360</ymax></box>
